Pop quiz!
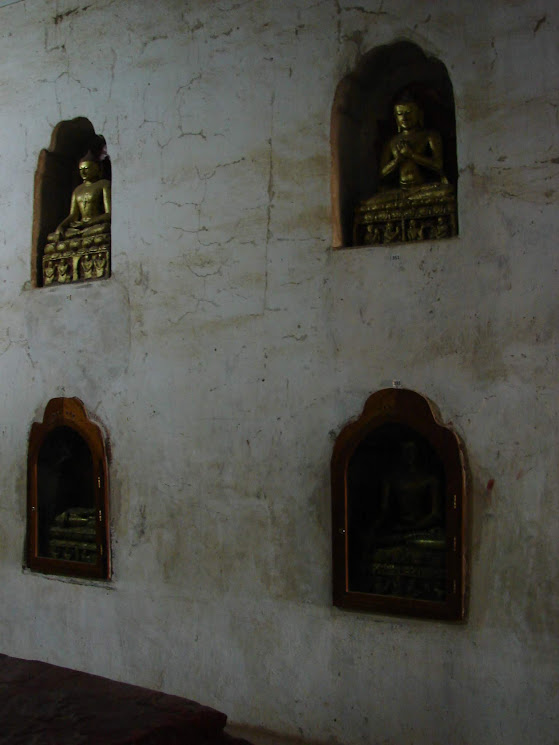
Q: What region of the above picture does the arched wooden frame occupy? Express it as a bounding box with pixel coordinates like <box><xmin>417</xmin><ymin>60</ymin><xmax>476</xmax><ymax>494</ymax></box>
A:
<box><xmin>27</xmin><ymin>398</ymin><xmax>110</xmax><ymax>579</ymax></box>
<box><xmin>331</xmin><ymin>389</ymin><xmax>467</xmax><ymax>620</ymax></box>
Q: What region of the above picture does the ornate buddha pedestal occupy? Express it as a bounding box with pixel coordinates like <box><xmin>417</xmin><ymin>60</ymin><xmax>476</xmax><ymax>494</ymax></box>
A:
<box><xmin>365</xmin><ymin>533</ymin><xmax>447</xmax><ymax>601</ymax></box>
<box><xmin>47</xmin><ymin>507</ymin><xmax>98</xmax><ymax>563</ymax></box>
<box><xmin>43</xmin><ymin>242</ymin><xmax>110</xmax><ymax>285</ymax></box>
<box><xmin>354</xmin><ymin>189</ymin><xmax>457</xmax><ymax>246</ymax></box>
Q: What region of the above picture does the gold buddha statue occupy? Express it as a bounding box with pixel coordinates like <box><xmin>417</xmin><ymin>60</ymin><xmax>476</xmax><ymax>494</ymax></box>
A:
<box><xmin>360</xmin><ymin>440</ymin><xmax>446</xmax><ymax>600</ymax></box>
<box><xmin>42</xmin><ymin>138</ymin><xmax>111</xmax><ymax>285</ymax></box>
<box><xmin>45</xmin><ymin>156</ymin><xmax>111</xmax><ymax>252</ymax></box>
<box><xmin>43</xmin><ymin>260</ymin><xmax>55</xmax><ymax>285</ymax></box>
<box><xmin>374</xmin><ymin>440</ymin><xmax>444</xmax><ymax>548</ymax></box>
<box><xmin>354</xmin><ymin>96</ymin><xmax>457</xmax><ymax>245</ymax></box>
<box><xmin>80</xmin><ymin>254</ymin><xmax>94</xmax><ymax>280</ymax></box>
<box><xmin>56</xmin><ymin>261</ymin><xmax>70</xmax><ymax>283</ymax></box>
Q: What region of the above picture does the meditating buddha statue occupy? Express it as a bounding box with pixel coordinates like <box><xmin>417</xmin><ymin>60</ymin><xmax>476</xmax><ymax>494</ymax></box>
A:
<box><xmin>374</xmin><ymin>440</ymin><xmax>444</xmax><ymax>549</ymax></box>
<box><xmin>359</xmin><ymin>440</ymin><xmax>446</xmax><ymax>600</ymax></box>
<box><xmin>354</xmin><ymin>96</ymin><xmax>457</xmax><ymax>246</ymax></box>
<box><xmin>45</xmin><ymin>158</ymin><xmax>111</xmax><ymax>251</ymax></box>
<box><xmin>42</xmin><ymin>137</ymin><xmax>111</xmax><ymax>285</ymax></box>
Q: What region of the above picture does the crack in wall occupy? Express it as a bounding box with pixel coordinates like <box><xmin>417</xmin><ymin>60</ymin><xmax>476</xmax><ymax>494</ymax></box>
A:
<box><xmin>264</xmin><ymin>91</ymin><xmax>275</xmax><ymax>313</ymax></box>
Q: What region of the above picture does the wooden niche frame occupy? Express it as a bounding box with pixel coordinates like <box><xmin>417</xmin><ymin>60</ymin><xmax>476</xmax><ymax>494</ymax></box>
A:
<box><xmin>331</xmin><ymin>388</ymin><xmax>467</xmax><ymax>620</ymax></box>
<box><xmin>27</xmin><ymin>398</ymin><xmax>110</xmax><ymax>579</ymax></box>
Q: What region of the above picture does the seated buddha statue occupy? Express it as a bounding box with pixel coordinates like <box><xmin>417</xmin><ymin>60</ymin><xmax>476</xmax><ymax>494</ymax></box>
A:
<box><xmin>357</xmin><ymin>97</ymin><xmax>454</xmax><ymax>214</ymax></box>
<box><xmin>353</xmin><ymin>96</ymin><xmax>457</xmax><ymax>245</ymax></box>
<box><xmin>45</xmin><ymin>150</ymin><xmax>111</xmax><ymax>254</ymax></box>
<box><xmin>372</xmin><ymin>440</ymin><xmax>444</xmax><ymax>550</ymax></box>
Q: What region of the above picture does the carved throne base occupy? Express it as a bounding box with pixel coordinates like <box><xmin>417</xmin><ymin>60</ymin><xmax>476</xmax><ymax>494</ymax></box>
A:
<box><xmin>43</xmin><ymin>246</ymin><xmax>110</xmax><ymax>286</ymax></box>
<box><xmin>354</xmin><ymin>193</ymin><xmax>457</xmax><ymax>246</ymax></box>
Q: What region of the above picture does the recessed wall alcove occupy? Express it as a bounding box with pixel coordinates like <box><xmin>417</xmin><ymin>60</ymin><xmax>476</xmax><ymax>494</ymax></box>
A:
<box><xmin>31</xmin><ymin>118</ymin><xmax>112</xmax><ymax>288</ymax></box>
<box><xmin>331</xmin><ymin>41</ymin><xmax>458</xmax><ymax>248</ymax></box>
<box><xmin>331</xmin><ymin>388</ymin><xmax>467</xmax><ymax>620</ymax></box>
<box><xmin>26</xmin><ymin>398</ymin><xmax>110</xmax><ymax>579</ymax></box>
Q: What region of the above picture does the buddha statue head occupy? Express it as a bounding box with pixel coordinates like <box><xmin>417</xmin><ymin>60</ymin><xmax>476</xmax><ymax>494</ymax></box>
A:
<box><xmin>78</xmin><ymin>157</ymin><xmax>103</xmax><ymax>184</ymax></box>
<box><xmin>394</xmin><ymin>95</ymin><xmax>424</xmax><ymax>133</ymax></box>
<box><xmin>80</xmin><ymin>134</ymin><xmax>111</xmax><ymax>180</ymax></box>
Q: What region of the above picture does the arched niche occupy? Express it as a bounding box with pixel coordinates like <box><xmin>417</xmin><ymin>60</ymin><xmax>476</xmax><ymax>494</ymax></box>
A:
<box><xmin>26</xmin><ymin>398</ymin><xmax>110</xmax><ymax>579</ymax></box>
<box><xmin>31</xmin><ymin>118</ymin><xmax>112</xmax><ymax>287</ymax></box>
<box><xmin>331</xmin><ymin>388</ymin><xmax>467</xmax><ymax>620</ymax></box>
<box><xmin>331</xmin><ymin>41</ymin><xmax>458</xmax><ymax>248</ymax></box>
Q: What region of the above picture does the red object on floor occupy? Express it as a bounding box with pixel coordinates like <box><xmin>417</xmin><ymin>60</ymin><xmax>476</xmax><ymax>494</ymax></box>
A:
<box><xmin>0</xmin><ymin>653</ymin><xmax>251</xmax><ymax>744</ymax></box>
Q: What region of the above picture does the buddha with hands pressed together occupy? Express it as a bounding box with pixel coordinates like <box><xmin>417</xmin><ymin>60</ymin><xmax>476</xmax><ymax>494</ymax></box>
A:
<box><xmin>354</xmin><ymin>94</ymin><xmax>457</xmax><ymax>245</ymax></box>
<box><xmin>46</xmin><ymin>153</ymin><xmax>111</xmax><ymax>252</ymax></box>
<box><xmin>367</xmin><ymin>97</ymin><xmax>453</xmax><ymax>208</ymax></box>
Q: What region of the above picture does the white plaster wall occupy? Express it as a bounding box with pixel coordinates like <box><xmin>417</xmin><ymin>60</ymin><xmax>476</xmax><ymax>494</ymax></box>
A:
<box><xmin>0</xmin><ymin>1</ymin><xmax>557</xmax><ymax>743</ymax></box>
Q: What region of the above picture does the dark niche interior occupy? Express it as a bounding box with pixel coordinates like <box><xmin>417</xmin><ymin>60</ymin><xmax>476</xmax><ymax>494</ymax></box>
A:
<box><xmin>331</xmin><ymin>40</ymin><xmax>458</xmax><ymax>248</ymax></box>
<box><xmin>331</xmin><ymin>388</ymin><xmax>467</xmax><ymax>621</ymax></box>
<box><xmin>37</xmin><ymin>426</ymin><xmax>96</xmax><ymax>562</ymax></box>
<box><xmin>347</xmin><ymin>422</ymin><xmax>446</xmax><ymax>601</ymax></box>
<box><xmin>27</xmin><ymin>398</ymin><xmax>110</xmax><ymax>579</ymax></box>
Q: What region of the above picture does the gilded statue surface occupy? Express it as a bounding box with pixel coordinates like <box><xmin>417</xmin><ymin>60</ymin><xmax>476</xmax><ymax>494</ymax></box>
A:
<box><xmin>43</xmin><ymin>138</ymin><xmax>111</xmax><ymax>286</ymax></box>
<box><xmin>354</xmin><ymin>97</ymin><xmax>457</xmax><ymax>246</ymax></box>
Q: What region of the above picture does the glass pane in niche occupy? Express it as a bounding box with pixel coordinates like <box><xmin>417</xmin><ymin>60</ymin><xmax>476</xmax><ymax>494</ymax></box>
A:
<box><xmin>37</xmin><ymin>426</ymin><xmax>97</xmax><ymax>563</ymax></box>
<box><xmin>27</xmin><ymin>397</ymin><xmax>110</xmax><ymax>579</ymax></box>
<box><xmin>347</xmin><ymin>422</ymin><xmax>446</xmax><ymax>601</ymax></box>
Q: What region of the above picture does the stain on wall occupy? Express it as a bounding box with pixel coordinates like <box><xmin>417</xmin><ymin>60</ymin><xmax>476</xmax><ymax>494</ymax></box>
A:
<box><xmin>0</xmin><ymin>1</ymin><xmax>557</xmax><ymax>744</ymax></box>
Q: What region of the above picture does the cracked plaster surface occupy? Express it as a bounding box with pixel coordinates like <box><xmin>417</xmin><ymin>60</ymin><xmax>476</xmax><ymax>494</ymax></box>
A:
<box><xmin>0</xmin><ymin>1</ymin><xmax>558</xmax><ymax>744</ymax></box>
